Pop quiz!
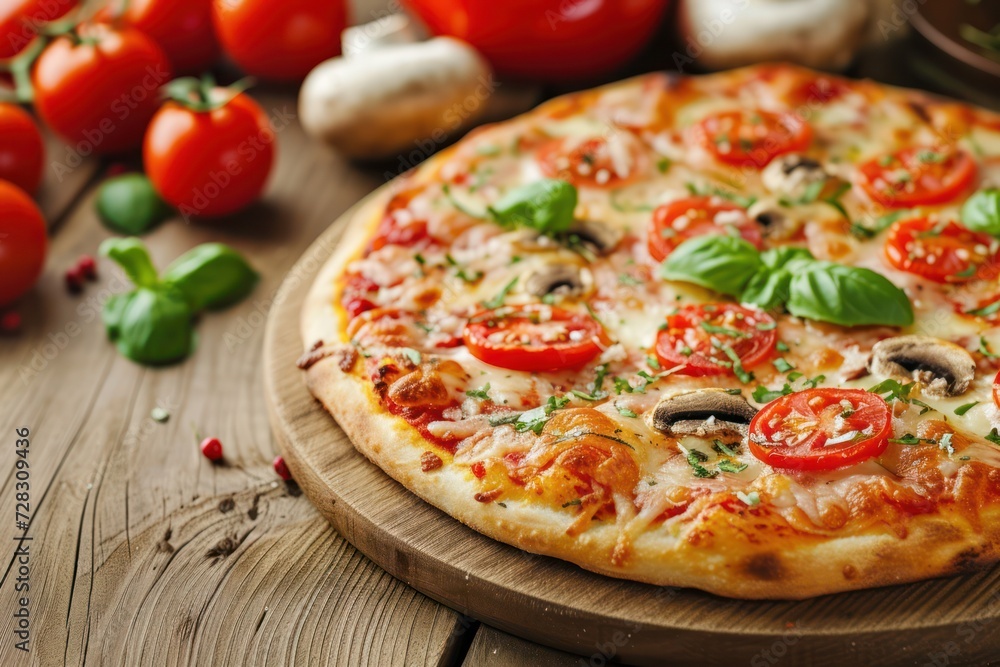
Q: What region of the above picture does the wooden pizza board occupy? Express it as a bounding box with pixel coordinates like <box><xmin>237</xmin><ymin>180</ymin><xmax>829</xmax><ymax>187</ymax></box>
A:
<box><xmin>263</xmin><ymin>189</ymin><xmax>1000</xmax><ymax>666</ymax></box>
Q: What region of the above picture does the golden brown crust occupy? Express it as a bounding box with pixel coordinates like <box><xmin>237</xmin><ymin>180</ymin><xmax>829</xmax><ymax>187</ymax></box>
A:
<box><xmin>300</xmin><ymin>64</ymin><xmax>1000</xmax><ymax>599</ymax></box>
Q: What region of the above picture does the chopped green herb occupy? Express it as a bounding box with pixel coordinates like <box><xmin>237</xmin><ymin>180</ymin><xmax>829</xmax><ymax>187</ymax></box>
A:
<box><xmin>481</xmin><ymin>276</ymin><xmax>519</xmax><ymax>309</ymax></box>
<box><xmin>466</xmin><ymin>383</ymin><xmax>491</xmax><ymax>400</ymax></box>
<box><xmin>515</xmin><ymin>395</ymin><xmax>571</xmax><ymax>434</ymax></box>
<box><xmin>700</xmin><ymin>321</ymin><xmax>749</xmax><ymax>338</ymax></box>
<box><xmin>616</xmin><ymin>405</ymin><xmax>639</xmax><ymax>418</ymax></box>
<box><xmin>955</xmin><ymin>401</ymin><xmax>979</xmax><ymax>416</ymax></box>
<box><xmin>712</xmin><ymin>440</ymin><xmax>740</xmax><ymax>457</ymax></box>
<box><xmin>685</xmin><ymin>449</ymin><xmax>718</xmax><ymax>478</ymax></box>
<box><xmin>723</xmin><ymin>388</ymin><xmax>743</xmax><ymax>396</ymax></box>
<box><xmin>980</xmin><ymin>336</ymin><xmax>999</xmax><ymax>358</ymax></box>
<box><xmin>562</xmin><ymin>498</ymin><xmax>582</xmax><ymax>507</ymax></box>
<box><xmin>752</xmin><ymin>384</ymin><xmax>792</xmax><ymax>402</ymax></box>
<box><xmin>889</xmin><ymin>433</ymin><xmax>936</xmax><ymax>446</ymax></box>
<box><xmin>773</xmin><ymin>358</ymin><xmax>795</xmax><ymax>373</ymax></box>
<box><xmin>755</xmin><ymin>321</ymin><xmax>777</xmax><ymax>331</ymax></box>
<box><xmin>657</xmin><ymin>157</ymin><xmax>672</xmax><ymax>173</ymax></box>
<box><xmin>736</xmin><ymin>490</ymin><xmax>760</xmax><ymax>506</ymax></box>
<box><xmin>717</xmin><ymin>459</ymin><xmax>748</xmax><ymax>474</ymax></box>
<box><xmin>776</xmin><ymin>341</ymin><xmax>790</xmax><ymax>353</ymax></box>
<box><xmin>402</xmin><ymin>348</ymin><xmax>422</xmax><ymax>365</ymax></box>
<box><xmin>721</xmin><ymin>344</ymin><xmax>753</xmax><ymax>383</ymax></box>
<box><xmin>987</xmin><ymin>428</ymin><xmax>1000</xmax><ymax>446</ymax></box>
<box><xmin>968</xmin><ymin>300</ymin><xmax>1000</xmax><ymax>317</ymax></box>
<box><xmin>803</xmin><ymin>374</ymin><xmax>825</xmax><ymax>389</ymax></box>
<box><xmin>646</xmin><ymin>355</ymin><xmax>661</xmax><ymax>370</ymax></box>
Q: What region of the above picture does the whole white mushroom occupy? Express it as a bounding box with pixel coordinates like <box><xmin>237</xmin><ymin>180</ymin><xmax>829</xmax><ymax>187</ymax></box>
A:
<box><xmin>677</xmin><ymin>0</ymin><xmax>870</xmax><ymax>71</ymax></box>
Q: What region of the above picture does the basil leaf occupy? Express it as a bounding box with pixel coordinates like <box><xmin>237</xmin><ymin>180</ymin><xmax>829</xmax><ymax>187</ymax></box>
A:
<box><xmin>96</xmin><ymin>174</ymin><xmax>173</xmax><ymax>235</ymax></box>
<box><xmin>162</xmin><ymin>243</ymin><xmax>259</xmax><ymax>311</ymax></box>
<box><xmin>660</xmin><ymin>235</ymin><xmax>762</xmax><ymax>297</ymax></box>
<box><xmin>100</xmin><ymin>237</ymin><xmax>160</xmax><ymax>288</ymax></box>
<box><xmin>104</xmin><ymin>286</ymin><xmax>195</xmax><ymax>365</ymax></box>
<box><xmin>488</xmin><ymin>179</ymin><xmax>577</xmax><ymax>236</ymax></box>
<box><xmin>742</xmin><ymin>247</ymin><xmax>816</xmax><ymax>309</ymax></box>
<box><xmin>787</xmin><ymin>262</ymin><xmax>914</xmax><ymax>327</ymax></box>
<box><xmin>961</xmin><ymin>189</ymin><xmax>1000</xmax><ymax>236</ymax></box>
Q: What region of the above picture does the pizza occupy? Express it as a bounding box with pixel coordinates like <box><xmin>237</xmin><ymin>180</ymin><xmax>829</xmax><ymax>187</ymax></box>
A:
<box><xmin>299</xmin><ymin>63</ymin><xmax>1000</xmax><ymax>599</ymax></box>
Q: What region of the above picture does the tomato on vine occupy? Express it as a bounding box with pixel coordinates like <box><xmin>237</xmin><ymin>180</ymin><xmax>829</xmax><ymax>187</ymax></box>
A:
<box><xmin>143</xmin><ymin>76</ymin><xmax>275</xmax><ymax>218</ymax></box>
<box><xmin>211</xmin><ymin>0</ymin><xmax>348</xmax><ymax>81</ymax></box>
<box><xmin>0</xmin><ymin>179</ymin><xmax>47</xmax><ymax>307</ymax></box>
<box><xmin>0</xmin><ymin>0</ymin><xmax>76</xmax><ymax>60</ymax></box>
<box><xmin>97</xmin><ymin>0</ymin><xmax>218</xmax><ymax>75</ymax></box>
<box><xmin>32</xmin><ymin>23</ymin><xmax>172</xmax><ymax>154</ymax></box>
<box><xmin>0</xmin><ymin>103</ymin><xmax>43</xmax><ymax>193</ymax></box>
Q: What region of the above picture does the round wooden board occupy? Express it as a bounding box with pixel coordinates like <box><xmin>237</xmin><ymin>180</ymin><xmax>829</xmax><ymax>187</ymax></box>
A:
<box><xmin>264</xmin><ymin>188</ymin><xmax>1000</xmax><ymax>666</ymax></box>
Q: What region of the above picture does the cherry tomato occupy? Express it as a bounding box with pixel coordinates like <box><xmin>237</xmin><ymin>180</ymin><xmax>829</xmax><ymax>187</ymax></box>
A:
<box><xmin>993</xmin><ymin>369</ymin><xmax>1000</xmax><ymax>411</ymax></box>
<box><xmin>144</xmin><ymin>88</ymin><xmax>275</xmax><ymax>218</ymax></box>
<box><xmin>536</xmin><ymin>136</ymin><xmax>647</xmax><ymax>189</ymax></box>
<box><xmin>463</xmin><ymin>305</ymin><xmax>607</xmax><ymax>372</ymax></box>
<box><xmin>0</xmin><ymin>104</ymin><xmax>43</xmax><ymax>193</ymax></box>
<box><xmin>211</xmin><ymin>0</ymin><xmax>347</xmax><ymax>81</ymax></box>
<box><xmin>0</xmin><ymin>179</ymin><xmax>47</xmax><ymax>307</ymax></box>
<box><xmin>884</xmin><ymin>217</ymin><xmax>999</xmax><ymax>284</ymax></box>
<box><xmin>400</xmin><ymin>0</ymin><xmax>669</xmax><ymax>80</ymax></box>
<box><xmin>647</xmin><ymin>196</ymin><xmax>762</xmax><ymax>262</ymax></box>
<box><xmin>654</xmin><ymin>304</ymin><xmax>776</xmax><ymax>377</ymax></box>
<box><xmin>857</xmin><ymin>147</ymin><xmax>977</xmax><ymax>208</ymax></box>
<box><xmin>695</xmin><ymin>110</ymin><xmax>812</xmax><ymax>167</ymax></box>
<box><xmin>341</xmin><ymin>274</ymin><xmax>379</xmax><ymax>319</ymax></box>
<box><xmin>32</xmin><ymin>24</ymin><xmax>172</xmax><ymax>154</ymax></box>
<box><xmin>100</xmin><ymin>0</ymin><xmax>218</xmax><ymax>75</ymax></box>
<box><xmin>369</xmin><ymin>188</ymin><xmax>430</xmax><ymax>253</ymax></box>
<box><xmin>0</xmin><ymin>0</ymin><xmax>76</xmax><ymax>59</ymax></box>
<box><xmin>748</xmin><ymin>388</ymin><xmax>891</xmax><ymax>471</ymax></box>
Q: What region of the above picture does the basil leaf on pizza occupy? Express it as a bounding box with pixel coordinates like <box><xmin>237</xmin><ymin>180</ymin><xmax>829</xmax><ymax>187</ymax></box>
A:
<box><xmin>659</xmin><ymin>234</ymin><xmax>762</xmax><ymax>297</ymax></box>
<box><xmin>786</xmin><ymin>263</ymin><xmax>914</xmax><ymax>327</ymax></box>
<box><xmin>488</xmin><ymin>178</ymin><xmax>577</xmax><ymax>236</ymax></box>
<box><xmin>961</xmin><ymin>189</ymin><xmax>1000</xmax><ymax>236</ymax></box>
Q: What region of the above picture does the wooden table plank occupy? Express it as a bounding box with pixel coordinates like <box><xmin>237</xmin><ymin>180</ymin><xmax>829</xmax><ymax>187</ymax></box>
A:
<box><xmin>36</xmin><ymin>124</ymin><xmax>103</xmax><ymax>228</ymax></box>
<box><xmin>0</xmin><ymin>89</ymin><xmax>468</xmax><ymax>666</ymax></box>
<box><xmin>464</xmin><ymin>626</ymin><xmax>580</xmax><ymax>667</ymax></box>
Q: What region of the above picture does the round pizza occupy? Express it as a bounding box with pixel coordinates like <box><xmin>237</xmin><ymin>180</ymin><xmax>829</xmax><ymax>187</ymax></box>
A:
<box><xmin>299</xmin><ymin>64</ymin><xmax>1000</xmax><ymax>599</ymax></box>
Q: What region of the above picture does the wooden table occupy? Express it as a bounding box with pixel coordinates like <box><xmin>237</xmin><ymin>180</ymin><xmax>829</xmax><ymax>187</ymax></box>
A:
<box><xmin>3</xmin><ymin>35</ymin><xmax>996</xmax><ymax>665</ymax></box>
<box><xmin>0</xmin><ymin>85</ymin><xmax>586</xmax><ymax>666</ymax></box>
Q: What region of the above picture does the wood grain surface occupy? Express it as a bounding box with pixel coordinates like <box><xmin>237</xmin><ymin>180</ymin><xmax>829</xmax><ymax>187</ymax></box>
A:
<box><xmin>265</xmin><ymin>182</ymin><xmax>1000</xmax><ymax>667</ymax></box>
<box><xmin>0</xmin><ymin>90</ymin><xmax>547</xmax><ymax>667</ymax></box>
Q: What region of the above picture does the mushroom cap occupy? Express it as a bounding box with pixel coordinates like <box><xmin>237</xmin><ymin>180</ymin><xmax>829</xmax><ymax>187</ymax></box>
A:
<box><xmin>868</xmin><ymin>335</ymin><xmax>976</xmax><ymax>398</ymax></box>
<box><xmin>647</xmin><ymin>388</ymin><xmax>758</xmax><ymax>438</ymax></box>
<box><xmin>761</xmin><ymin>153</ymin><xmax>829</xmax><ymax>199</ymax></box>
<box><xmin>564</xmin><ymin>219</ymin><xmax>623</xmax><ymax>255</ymax></box>
<box><xmin>523</xmin><ymin>263</ymin><xmax>588</xmax><ymax>298</ymax></box>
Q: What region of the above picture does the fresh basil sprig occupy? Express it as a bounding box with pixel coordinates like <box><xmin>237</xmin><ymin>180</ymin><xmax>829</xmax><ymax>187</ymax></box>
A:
<box><xmin>445</xmin><ymin>178</ymin><xmax>578</xmax><ymax>237</ymax></box>
<box><xmin>659</xmin><ymin>235</ymin><xmax>762</xmax><ymax>297</ymax></box>
<box><xmin>96</xmin><ymin>174</ymin><xmax>173</xmax><ymax>235</ymax></box>
<box><xmin>99</xmin><ymin>237</ymin><xmax>258</xmax><ymax>365</ymax></box>
<box><xmin>961</xmin><ymin>189</ymin><xmax>1000</xmax><ymax>236</ymax></box>
<box><xmin>660</xmin><ymin>235</ymin><xmax>913</xmax><ymax>327</ymax></box>
<box><xmin>786</xmin><ymin>262</ymin><xmax>913</xmax><ymax>327</ymax></box>
<box><xmin>163</xmin><ymin>243</ymin><xmax>259</xmax><ymax>311</ymax></box>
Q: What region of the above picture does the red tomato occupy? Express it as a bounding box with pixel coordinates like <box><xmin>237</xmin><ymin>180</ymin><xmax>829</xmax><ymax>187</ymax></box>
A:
<box><xmin>647</xmin><ymin>196</ymin><xmax>762</xmax><ymax>262</ymax></box>
<box><xmin>695</xmin><ymin>110</ymin><xmax>812</xmax><ymax>167</ymax></box>
<box><xmin>32</xmin><ymin>24</ymin><xmax>172</xmax><ymax>154</ymax></box>
<box><xmin>369</xmin><ymin>188</ymin><xmax>430</xmax><ymax>253</ymax></box>
<box><xmin>0</xmin><ymin>0</ymin><xmax>75</xmax><ymax>59</ymax></box>
<box><xmin>0</xmin><ymin>104</ymin><xmax>43</xmax><ymax>193</ymax></box>
<box><xmin>144</xmin><ymin>89</ymin><xmax>275</xmax><ymax>218</ymax></box>
<box><xmin>884</xmin><ymin>218</ymin><xmax>999</xmax><ymax>284</ymax></box>
<box><xmin>536</xmin><ymin>136</ymin><xmax>646</xmax><ymax>189</ymax></box>
<box><xmin>748</xmin><ymin>388</ymin><xmax>891</xmax><ymax>471</ymax></box>
<box><xmin>211</xmin><ymin>0</ymin><xmax>347</xmax><ymax>81</ymax></box>
<box><xmin>993</xmin><ymin>369</ymin><xmax>1000</xmax><ymax>411</ymax></box>
<box><xmin>400</xmin><ymin>0</ymin><xmax>669</xmax><ymax>80</ymax></box>
<box><xmin>100</xmin><ymin>0</ymin><xmax>218</xmax><ymax>75</ymax></box>
<box><xmin>857</xmin><ymin>147</ymin><xmax>977</xmax><ymax>208</ymax></box>
<box><xmin>654</xmin><ymin>304</ymin><xmax>776</xmax><ymax>377</ymax></box>
<box><xmin>463</xmin><ymin>305</ymin><xmax>607</xmax><ymax>372</ymax></box>
<box><xmin>0</xmin><ymin>179</ymin><xmax>46</xmax><ymax>307</ymax></box>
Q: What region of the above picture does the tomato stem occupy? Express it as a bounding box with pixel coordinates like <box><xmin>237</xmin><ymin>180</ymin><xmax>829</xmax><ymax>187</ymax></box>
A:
<box><xmin>161</xmin><ymin>75</ymin><xmax>256</xmax><ymax>113</ymax></box>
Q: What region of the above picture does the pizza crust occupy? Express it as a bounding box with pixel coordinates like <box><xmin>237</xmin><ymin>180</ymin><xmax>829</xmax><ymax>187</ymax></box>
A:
<box><xmin>299</xmin><ymin>67</ymin><xmax>1000</xmax><ymax>599</ymax></box>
